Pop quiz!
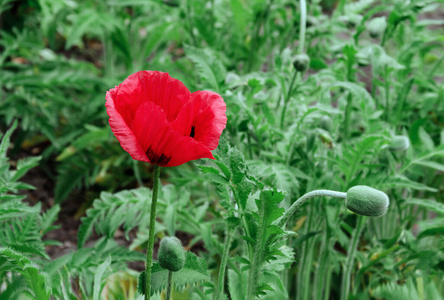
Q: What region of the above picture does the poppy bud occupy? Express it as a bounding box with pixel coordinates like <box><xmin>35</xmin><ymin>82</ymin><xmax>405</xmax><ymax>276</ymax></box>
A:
<box><xmin>367</xmin><ymin>17</ymin><xmax>387</xmax><ymax>38</ymax></box>
<box><xmin>158</xmin><ymin>237</ymin><xmax>186</xmax><ymax>272</ymax></box>
<box><xmin>320</xmin><ymin>115</ymin><xmax>333</xmax><ymax>132</ymax></box>
<box><xmin>293</xmin><ymin>54</ymin><xmax>310</xmax><ymax>72</ymax></box>
<box><xmin>346</xmin><ymin>185</ymin><xmax>389</xmax><ymax>217</ymax></box>
<box><xmin>389</xmin><ymin>135</ymin><xmax>410</xmax><ymax>152</ymax></box>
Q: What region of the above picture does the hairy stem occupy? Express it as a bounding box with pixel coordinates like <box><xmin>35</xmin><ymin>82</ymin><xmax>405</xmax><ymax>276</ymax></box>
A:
<box><xmin>340</xmin><ymin>215</ymin><xmax>366</xmax><ymax>300</ymax></box>
<box><xmin>247</xmin><ymin>193</ymin><xmax>267</xmax><ymax>299</ymax></box>
<box><xmin>145</xmin><ymin>165</ymin><xmax>160</xmax><ymax>300</ymax></box>
<box><xmin>343</xmin><ymin>93</ymin><xmax>352</xmax><ymax>141</ymax></box>
<box><xmin>166</xmin><ymin>271</ymin><xmax>173</xmax><ymax>300</ymax></box>
<box><xmin>280</xmin><ymin>0</ymin><xmax>307</xmax><ymax>129</ymax></box>
<box><xmin>278</xmin><ymin>190</ymin><xmax>347</xmax><ymax>228</ymax></box>
<box><xmin>280</xmin><ymin>70</ymin><xmax>298</xmax><ymax>129</ymax></box>
<box><xmin>298</xmin><ymin>0</ymin><xmax>307</xmax><ymax>54</ymax></box>
<box><xmin>215</xmin><ymin>225</ymin><xmax>235</xmax><ymax>300</ymax></box>
<box><xmin>384</xmin><ymin>66</ymin><xmax>390</xmax><ymax>122</ymax></box>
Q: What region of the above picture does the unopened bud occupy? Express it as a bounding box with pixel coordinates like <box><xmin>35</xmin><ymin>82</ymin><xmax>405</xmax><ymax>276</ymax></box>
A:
<box><xmin>389</xmin><ymin>135</ymin><xmax>410</xmax><ymax>152</ymax></box>
<box><xmin>368</xmin><ymin>17</ymin><xmax>387</xmax><ymax>38</ymax></box>
<box><xmin>158</xmin><ymin>237</ymin><xmax>186</xmax><ymax>272</ymax></box>
<box><xmin>293</xmin><ymin>54</ymin><xmax>310</xmax><ymax>72</ymax></box>
<box><xmin>346</xmin><ymin>185</ymin><xmax>389</xmax><ymax>217</ymax></box>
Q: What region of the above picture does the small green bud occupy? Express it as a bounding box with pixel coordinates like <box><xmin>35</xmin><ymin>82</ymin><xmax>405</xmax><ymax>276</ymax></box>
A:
<box><xmin>346</xmin><ymin>185</ymin><xmax>389</xmax><ymax>217</ymax></box>
<box><xmin>389</xmin><ymin>135</ymin><xmax>410</xmax><ymax>152</ymax></box>
<box><xmin>293</xmin><ymin>54</ymin><xmax>310</xmax><ymax>72</ymax></box>
<box><xmin>368</xmin><ymin>17</ymin><xmax>387</xmax><ymax>38</ymax></box>
<box><xmin>320</xmin><ymin>115</ymin><xmax>333</xmax><ymax>132</ymax></box>
<box><xmin>158</xmin><ymin>237</ymin><xmax>186</xmax><ymax>272</ymax></box>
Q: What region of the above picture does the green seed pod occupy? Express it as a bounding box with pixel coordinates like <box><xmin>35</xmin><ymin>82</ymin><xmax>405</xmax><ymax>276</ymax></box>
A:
<box><xmin>320</xmin><ymin>115</ymin><xmax>333</xmax><ymax>132</ymax></box>
<box><xmin>346</xmin><ymin>185</ymin><xmax>389</xmax><ymax>217</ymax></box>
<box><xmin>389</xmin><ymin>135</ymin><xmax>410</xmax><ymax>152</ymax></box>
<box><xmin>158</xmin><ymin>237</ymin><xmax>186</xmax><ymax>272</ymax></box>
<box><xmin>293</xmin><ymin>54</ymin><xmax>310</xmax><ymax>72</ymax></box>
<box><xmin>368</xmin><ymin>17</ymin><xmax>387</xmax><ymax>38</ymax></box>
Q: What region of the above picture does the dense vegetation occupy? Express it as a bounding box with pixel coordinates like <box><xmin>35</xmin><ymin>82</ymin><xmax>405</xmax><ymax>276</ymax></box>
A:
<box><xmin>1</xmin><ymin>0</ymin><xmax>443</xmax><ymax>299</ymax></box>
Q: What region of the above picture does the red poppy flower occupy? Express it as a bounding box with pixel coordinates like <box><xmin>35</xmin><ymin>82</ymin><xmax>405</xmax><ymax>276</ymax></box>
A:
<box><xmin>106</xmin><ymin>71</ymin><xmax>227</xmax><ymax>167</ymax></box>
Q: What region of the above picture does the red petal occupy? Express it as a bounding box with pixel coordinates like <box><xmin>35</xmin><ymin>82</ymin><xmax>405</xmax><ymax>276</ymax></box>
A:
<box><xmin>172</xmin><ymin>91</ymin><xmax>227</xmax><ymax>150</ymax></box>
<box><xmin>130</xmin><ymin>101</ymin><xmax>213</xmax><ymax>167</ymax></box>
<box><xmin>105</xmin><ymin>88</ymin><xmax>149</xmax><ymax>162</ymax></box>
<box><xmin>114</xmin><ymin>71</ymin><xmax>190</xmax><ymax>127</ymax></box>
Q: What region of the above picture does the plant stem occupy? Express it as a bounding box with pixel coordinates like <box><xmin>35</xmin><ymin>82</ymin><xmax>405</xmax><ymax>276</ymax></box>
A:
<box><xmin>384</xmin><ymin>66</ymin><xmax>390</xmax><ymax>122</ymax></box>
<box><xmin>298</xmin><ymin>0</ymin><xmax>307</xmax><ymax>54</ymax></box>
<box><xmin>247</xmin><ymin>192</ymin><xmax>267</xmax><ymax>300</ymax></box>
<box><xmin>280</xmin><ymin>70</ymin><xmax>298</xmax><ymax>129</ymax></box>
<box><xmin>297</xmin><ymin>201</ymin><xmax>317</xmax><ymax>300</ymax></box>
<box><xmin>215</xmin><ymin>225</ymin><xmax>235</xmax><ymax>300</ymax></box>
<box><xmin>280</xmin><ymin>0</ymin><xmax>307</xmax><ymax>129</ymax></box>
<box><xmin>343</xmin><ymin>93</ymin><xmax>352</xmax><ymax>141</ymax></box>
<box><xmin>166</xmin><ymin>271</ymin><xmax>173</xmax><ymax>300</ymax></box>
<box><xmin>278</xmin><ymin>190</ymin><xmax>347</xmax><ymax>228</ymax></box>
<box><xmin>144</xmin><ymin>165</ymin><xmax>161</xmax><ymax>300</ymax></box>
<box><xmin>340</xmin><ymin>215</ymin><xmax>366</xmax><ymax>300</ymax></box>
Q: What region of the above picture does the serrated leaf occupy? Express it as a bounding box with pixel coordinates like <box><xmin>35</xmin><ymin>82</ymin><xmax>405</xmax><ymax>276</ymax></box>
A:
<box><xmin>150</xmin><ymin>252</ymin><xmax>209</xmax><ymax>295</ymax></box>
<box><xmin>93</xmin><ymin>256</ymin><xmax>111</xmax><ymax>300</ymax></box>
<box><xmin>183</xmin><ymin>45</ymin><xmax>226</xmax><ymax>92</ymax></box>
<box><xmin>405</xmin><ymin>199</ymin><xmax>444</xmax><ymax>215</ymax></box>
<box><xmin>0</xmin><ymin>120</ymin><xmax>17</xmax><ymax>158</ymax></box>
<box><xmin>11</xmin><ymin>156</ymin><xmax>41</xmax><ymax>182</ymax></box>
<box><xmin>0</xmin><ymin>247</ymin><xmax>51</xmax><ymax>300</ymax></box>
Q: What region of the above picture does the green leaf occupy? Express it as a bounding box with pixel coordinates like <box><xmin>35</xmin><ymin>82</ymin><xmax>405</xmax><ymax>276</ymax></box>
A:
<box><xmin>0</xmin><ymin>120</ymin><xmax>17</xmax><ymax>158</ymax></box>
<box><xmin>411</xmin><ymin>160</ymin><xmax>444</xmax><ymax>172</ymax></box>
<box><xmin>383</xmin><ymin>176</ymin><xmax>438</xmax><ymax>192</ymax></box>
<box><xmin>405</xmin><ymin>199</ymin><xmax>444</xmax><ymax>215</ymax></box>
<box><xmin>184</xmin><ymin>45</ymin><xmax>226</xmax><ymax>92</ymax></box>
<box><xmin>93</xmin><ymin>256</ymin><xmax>111</xmax><ymax>300</ymax></box>
<box><xmin>0</xmin><ymin>247</ymin><xmax>51</xmax><ymax>300</ymax></box>
<box><xmin>10</xmin><ymin>156</ymin><xmax>41</xmax><ymax>182</ymax></box>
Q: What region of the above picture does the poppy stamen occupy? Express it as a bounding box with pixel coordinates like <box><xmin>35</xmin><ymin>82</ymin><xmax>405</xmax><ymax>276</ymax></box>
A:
<box><xmin>190</xmin><ymin>126</ymin><xmax>196</xmax><ymax>138</ymax></box>
<box><xmin>146</xmin><ymin>146</ymin><xmax>171</xmax><ymax>166</ymax></box>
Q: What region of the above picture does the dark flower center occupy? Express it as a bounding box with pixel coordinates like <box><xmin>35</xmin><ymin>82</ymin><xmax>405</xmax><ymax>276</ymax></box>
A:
<box><xmin>146</xmin><ymin>146</ymin><xmax>171</xmax><ymax>166</ymax></box>
<box><xmin>190</xmin><ymin>126</ymin><xmax>196</xmax><ymax>138</ymax></box>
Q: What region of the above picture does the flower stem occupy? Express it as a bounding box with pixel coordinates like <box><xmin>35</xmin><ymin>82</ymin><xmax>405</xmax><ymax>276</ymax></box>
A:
<box><xmin>340</xmin><ymin>215</ymin><xmax>366</xmax><ymax>300</ymax></box>
<box><xmin>247</xmin><ymin>191</ymin><xmax>267</xmax><ymax>300</ymax></box>
<box><xmin>280</xmin><ymin>0</ymin><xmax>307</xmax><ymax>130</ymax></box>
<box><xmin>343</xmin><ymin>93</ymin><xmax>352</xmax><ymax>141</ymax></box>
<box><xmin>215</xmin><ymin>224</ymin><xmax>235</xmax><ymax>300</ymax></box>
<box><xmin>166</xmin><ymin>271</ymin><xmax>173</xmax><ymax>300</ymax></box>
<box><xmin>145</xmin><ymin>165</ymin><xmax>161</xmax><ymax>300</ymax></box>
<box><xmin>298</xmin><ymin>0</ymin><xmax>307</xmax><ymax>54</ymax></box>
<box><xmin>278</xmin><ymin>190</ymin><xmax>347</xmax><ymax>228</ymax></box>
<box><xmin>280</xmin><ymin>70</ymin><xmax>298</xmax><ymax>129</ymax></box>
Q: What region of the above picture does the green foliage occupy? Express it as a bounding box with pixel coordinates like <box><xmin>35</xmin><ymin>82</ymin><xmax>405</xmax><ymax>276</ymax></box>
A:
<box><xmin>149</xmin><ymin>252</ymin><xmax>209</xmax><ymax>295</ymax></box>
<box><xmin>1</xmin><ymin>0</ymin><xmax>444</xmax><ymax>299</ymax></box>
<box><xmin>0</xmin><ymin>248</ymin><xmax>51</xmax><ymax>300</ymax></box>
